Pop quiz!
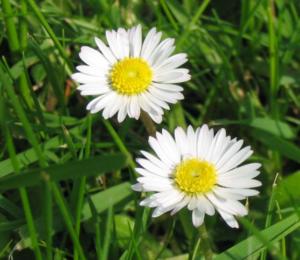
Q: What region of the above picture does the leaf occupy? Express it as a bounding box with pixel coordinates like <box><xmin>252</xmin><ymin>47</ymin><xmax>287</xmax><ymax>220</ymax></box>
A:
<box><xmin>114</xmin><ymin>214</ymin><xmax>135</xmax><ymax>248</ymax></box>
<box><xmin>0</xmin><ymin>214</ymin><xmax>13</xmax><ymax>255</ymax></box>
<box><xmin>165</xmin><ymin>0</ymin><xmax>189</xmax><ymax>25</ymax></box>
<box><xmin>20</xmin><ymin>182</ymin><xmax>133</xmax><ymax>238</ymax></box>
<box><xmin>214</xmin><ymin>213</ymin><xmax>300</xmax><ymax>259</ymax></box>
<box><xmin>0</xmin><ymin>195</ymin><xmax>23</xmax><ymax>218</ymax></box>
<box><xmin>253</xmin><ymin>129</ymin><xmax>300</xmax><ymax>164</ymax></box>
<box><xmin>247</xmin><ymin>118</ymin><xmax>295</xmax><ymax>139</ymax></box>
<box><xmin>0</xmin><ymin>120</ymin><xmax>88</xmax><ymax>178</ymax></box>
<box><xmin>215</xmin><ymin>117</ymin><xmax>296</xmax><ymax>139</ymax></box>
<box><xmin>0</xmin><ymin>154</ymin><xmax>127</xmax><ymax>191</ymax></box>
<box><xmin>82</xmin><ymin>182</ymin><xmax>133</xmax><ymax>221</ymax></box>
<box><xmin>275</xmin><ymin>171</ymin><xmax>300</xmax><ymax>206</ymax></box>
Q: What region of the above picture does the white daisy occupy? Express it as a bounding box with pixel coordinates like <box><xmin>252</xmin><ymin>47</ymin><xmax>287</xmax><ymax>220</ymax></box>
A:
<box><xmin>132</xmin><ymin>125</ymin><xmax>261</xmax><ymax>228</ymax></box>
<box><xmin>71</xmin><ymin>25</ymin><xmax>190</xmax><ymax>123</ymax></box>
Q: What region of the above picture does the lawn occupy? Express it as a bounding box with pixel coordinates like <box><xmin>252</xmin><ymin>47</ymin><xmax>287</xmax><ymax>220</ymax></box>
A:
<box><xmin>0</xmin><ymin>0</ymin><xmax>300</xmax><ymax>259</ymax></box>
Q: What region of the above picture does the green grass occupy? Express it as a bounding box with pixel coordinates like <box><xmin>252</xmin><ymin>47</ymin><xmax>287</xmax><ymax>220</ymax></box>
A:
<box><xmin>0</xmin><ymin>0</ymin><xmax>300</xmax><ymax>259</ymax></box>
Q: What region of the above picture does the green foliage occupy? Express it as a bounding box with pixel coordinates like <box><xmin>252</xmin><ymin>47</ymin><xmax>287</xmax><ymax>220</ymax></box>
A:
<box><xmin>0</xmin><ymin>0</ymin><xmax>299</xmax><ymax>259</ymax></box>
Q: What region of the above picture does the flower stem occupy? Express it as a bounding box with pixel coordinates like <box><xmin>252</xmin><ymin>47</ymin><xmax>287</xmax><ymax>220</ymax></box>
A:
<box><xmin>199</xmin><ymin>224</ymin><xmax>213</xmax><ymax>260</ymax></box>
<box><xmin>140</xmin><ymin>111</ymin><xmax>157</xmax><ymax>136</ymax></box>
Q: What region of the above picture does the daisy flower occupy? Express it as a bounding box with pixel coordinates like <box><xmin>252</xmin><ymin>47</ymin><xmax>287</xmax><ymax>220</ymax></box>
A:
<box><xmin>132</xmin><ymin>125</ymin><xmax>261</xmax><ymax>228</ymax></box>
<box><xmin>71</xmin><ymin>25</ymin><xmax>190</xmax><ymax>123</ymax></box>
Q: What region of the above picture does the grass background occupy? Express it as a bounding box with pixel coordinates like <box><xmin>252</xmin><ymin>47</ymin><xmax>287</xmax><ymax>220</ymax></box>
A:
<box><xmin>0</xmin><ymin>0</ymin><xmax>300</xmax><ymax>259</ymax></box>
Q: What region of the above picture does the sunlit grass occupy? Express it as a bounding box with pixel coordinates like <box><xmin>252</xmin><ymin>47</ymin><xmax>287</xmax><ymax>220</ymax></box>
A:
<box><xmin>0</xmin><ymin>0</ymin><xmax>299</xmax><ymax>259</ymax></box>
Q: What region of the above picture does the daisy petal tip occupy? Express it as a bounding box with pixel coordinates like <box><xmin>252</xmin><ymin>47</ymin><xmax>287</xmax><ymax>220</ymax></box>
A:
<box><xmin>131</xmin><ymin>183</ymin><xmax>143</xmax><ymax>191</ymax></box>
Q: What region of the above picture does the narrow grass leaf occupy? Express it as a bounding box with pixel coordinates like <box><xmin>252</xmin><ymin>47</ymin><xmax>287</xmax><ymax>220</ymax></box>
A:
<box><xmin>0</xmin><ymin>154</ymin><xmax>127</xmax><ymax>191</ymax></box>
<box><xmin>214</xmin><ymin>214</ymin><xmax>300</xmax><ymax>259</ymax></box>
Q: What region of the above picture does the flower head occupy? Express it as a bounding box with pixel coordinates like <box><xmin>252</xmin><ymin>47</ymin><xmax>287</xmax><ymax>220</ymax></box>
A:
<box><xmin>72</xmin><ymin>25</ymin><xmax>190</xmax><ymax>123</ymax></box>
<box><xmin>132</xmin><ymin>125</ymin><xmax>261</xmax><ymax>228</ymax></box>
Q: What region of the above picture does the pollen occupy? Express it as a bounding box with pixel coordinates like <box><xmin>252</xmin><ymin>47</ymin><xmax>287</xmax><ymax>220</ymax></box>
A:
<box><xmin>174</xmin><ymin>159</ymin><xmax>217</xmax><ymax>194</ymax></box>
<box><xmin>110</xmin><ymin>58</ymin><xmax>152</xmax><ymax>95</ymax></box>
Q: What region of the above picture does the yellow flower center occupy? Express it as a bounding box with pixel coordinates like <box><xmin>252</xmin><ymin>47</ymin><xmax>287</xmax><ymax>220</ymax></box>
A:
<box><xmin>110</xmin><ymin>58</ymin><xmax>152</xmax><ymax>95</ymax></box>
<box><xmin>174</xmin><ymin>159</ymin><xmax>217</xmax><ymax>194</ymax></box>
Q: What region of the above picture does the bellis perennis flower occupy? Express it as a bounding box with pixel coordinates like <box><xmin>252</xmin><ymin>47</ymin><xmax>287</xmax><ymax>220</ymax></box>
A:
<box><xmin>72</xmin><ymin>25</ymin><xmax>190</xmax><ymax>123</ymax></box>
<box><xmin>132</xmin><ymin>125</ymin><xmax>261</xmax><ymax>228</ymax></box>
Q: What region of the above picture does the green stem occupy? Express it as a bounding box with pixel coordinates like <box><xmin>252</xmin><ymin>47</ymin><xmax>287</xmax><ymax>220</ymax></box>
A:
<box><xmin>267</xmin><ymin>0</ymin><xmax>279</xmax><ymax>115</ymax></box>
<box><xmin>51</xmin><ymin>183</ymin><xmax>87</xmax><ymax>260</ymax></box>
<box><xmin>159</xmin><ymin>0</ymin><xmax>179</xmax><ymax>31</ymax></box>
<box><xmin>198</xmin><ymin>224</ymin><xmax>213</xmax><ymax>260</ymax></box>
<box><xmin>2</xmin><ymin>0</ymin><xmax>34</xmax><ymax>108</ymax></box>
<box><xmin>20</xmin><ymin>0</ymin><xmax>28</xmax><ymax>50</ymax></box>
<box><xmin>102</xmin><ymin>119</ymin><xmax>135</xmax><ymax>169</ymax></box>
<box><xmin>43</xmin><ymin>182</ymin><xmax>53</xmax><ymax>260</ymax></box>
<box><xmin>2</xmin><ymin>0</ymin><xmax>19</xmax><ymax>52</ymax></box>
<box><xmin>74</xmin><ymin>115</ymin><xmax>92</xmax><ymax>260</ymax></box>
<box><xmin>26</xmin><ymin>0</ymin><xmax>73</xmax><ymax>74</ymax></box>
<box><xmin>4</xmin><ymin>127</ymin><xmax>42</xmax><ymax>260</ymax></box>
<box><xmin>260</xmin><ymin>173</ymin><xmax>279</xmax><ymax>260</ymax></box>
<box><xmin>86</xmin><ymin>195</ymin><xmax>102</xmax><ymax>260</ymax></box>
<box><xmin>4</xmin><ymin>67</ymin><xmax>54</xmax><ymax>258</ymax></box>
<box><xmin>177</xmin><ymin>0</ymin><xmax>211</xmax><ymax>48</ymax></box>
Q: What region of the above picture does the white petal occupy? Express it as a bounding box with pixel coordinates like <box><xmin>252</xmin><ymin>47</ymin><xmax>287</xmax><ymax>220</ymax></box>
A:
<box><xmin>88</xmin><ymin>92</ymin><xmax>116</xmax><ymax>114</ymax></box>
<box><xmin>219</xmin><ymin>163</ymin><xmax>261</xmax><ymax>178</ymax></box>
<box><xmin>107</xmin><ymin>94</ymin><xmax>123</xmax><ymax>118</ymax></box>
<box><xmin>149</xmin><ymin>86</ymin><xmax>184</xmax><ymax>104</ymax></box>
<box><xmin>211</xmin><ymin>136</ymin><xmax>232</xmax><ymax>164</ymax></box>
<box><xmin>137</xmin><ymin>176</ymin><xmax>172</xmax><ymax>187</ymax></box>
<box><xmin>215</xmin><ymin>140</ymin><xmax>244</xmax><ymax>169</ymax></box>
<box><xmin>142</xmin><ymin>182</ymin><xmax>173</xmax><ymax>192</ymax></box>
<box><xmin>86</xmin><ymin>96</ymin><xmax>103</xmax><ymax>111</ymax></box>
<box><xmin>145</xmin><ymin>91</ymin><xmax>170</xmax><ymax>110</ymax></box>
<box><xmin>95</xmin><ymin>37</ymin><xmax>117</xmax><ymax>64</ymax></box>
<box><xmin>102</xmin><ymin>95</ymin><xmax>122</xmax><ymax>119</ymax></box>
<box><xmin>154</xmin><ymin>83</ymin><xmax>183</xmax><ymax>92</ymax></box>
<box><xmin>218</xmin><ymin>209</ymin><xmax>239</xmax><ymax>228</ymax></box>
<box><xmin>148</xmin><ymin>136</ymin><xmax>174</xmax><ymax>167</ymax></box>
<box><xmin>142</xmin><ymin>93</ymin><xmax>164</xmax><ymax>115</ymax></box>
<box><xmin>218</xmin><ymin>178</ymin><xmax>262</xmax><ymax>189</ymax></box>
<box><xmin>188</xmin><ymin>196</ymin><xmax>198</xmax><ymax>210</ymax></box>
<box><xmin>213</xmin><ymin>186</ymin><xmax>246</xmax><ymax>200</ymax></box>
<box><xmin>148</xmin><ymin>112</ymin><xmax>163</xmax><ymax>124</ymax></box>
<box><xmin>174</xmin><ymin>127</ymin><xmax>189</xmax><ymax>156</ymax></box>
<box><xmin>148</xmin><ymin>38</ymin><xmax>175</xmax><ymax>66</ymax></box>
<box><xmin>197</xmin><ymin>124</ymin><xmax>213</xmax><ymax>160</ymax></box>
<box><xmin>206</xmin><ymin>193</ymin><xmax>248</xmax><ymax>216</ymax></box>
<box><xmin>79</xmin><ymin>46</ymin><xmax>110</xmax><ymax>68</ymax></box>
<box><xmin>156</xmin><ymin>131</ymin><xmax>181</xmax><ymax>164</ymax></box>
<box><xmin>206</xmin><ymin>128</ymin><xmax>226</xmax><ymax>162</ymax></box>
<box><xmin>153</xmin><ymin>53</ymin><xmax>188</xmax><ymax>71</ymax></box>
<box><xmin>161</xmin><ymin>129</ymin><xmax>181</xmax><ymax>163</ymax></box>
<box><xmin>136</xmin><ymin>158</ymin><xmax>170</xmax><ymax>177</ymax></box>
<box><xmin>77</xmin><ymin>84</ymin><xmax>110</xmax><ymax>96</ymax></box>
<box><xmin>140</xmin><ymin>150</ymin><xmax>171</xmax><ymax>171</ymax></box>
<box><xmin>141</xmin><ymin>28</ymin><xmax>162</xmax><ymax>60</ymax></box>
<box><xmin>170</xmin><ymin>196</ymin><xmax>191</xmax><ymax>215</ymax></box>
<box><xmin>116</xmin><ymin>28</ymin><xmax>129</xmax><ymax>58</ymax></box>
<box><xmin>192</xmin><ymin>208</ymin><xmax>205</xmax><ymax>227</ymax></box>
<box><xmin>106</xmin><ymin>30</ymin><xmax>122</xmax><ymax>59</ymax></box>
<box><xmin>187</xmin><ymin>125</ymin><xmax>197</xmax><ymax>157</ymax></box>
<box><xmin>76</xmin><ymin>65</ymin><xmax>109</xmax><ymax>76</ymax></box>
<box><xmin>153</xmin><ymin>69</ymin><xmax>189</xmax><ymax>83</ymax></box>
<box><xmin>196</xmin><ymin>195</ymin><xmax>215</xmax><ymax>216</ymax></box>
<box><xmin>71</xmin><ymin>73</ymin><xmax>106</xmax><ymax>84</ymax></box>
<box><xmin>156</xmin><ymin>190</ymin><xmax>184</xmax><ymax>207</ymax></box>
<box><xmin>128</xmin><ymin>96</ymin><xmax>140</xmax><ymax>119</ymax></box>
<box><xmin>218</xmin><ymin>147</ymin><xmax>253</xmax><ymax>174</ymax></box>
<box><xmin>129</xmin><ymin>25</ymin><xmax>142</xmax><ymax>57</ymax></box>
<box><xmin>131</xmin><ymin>183</ymin><xmax>143</xmax><ymax>191</ymax></box>
<box><xmin>117</xmin><ymin>96</ymin><xmax>129</xmax><ymax>122</ymax></box>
